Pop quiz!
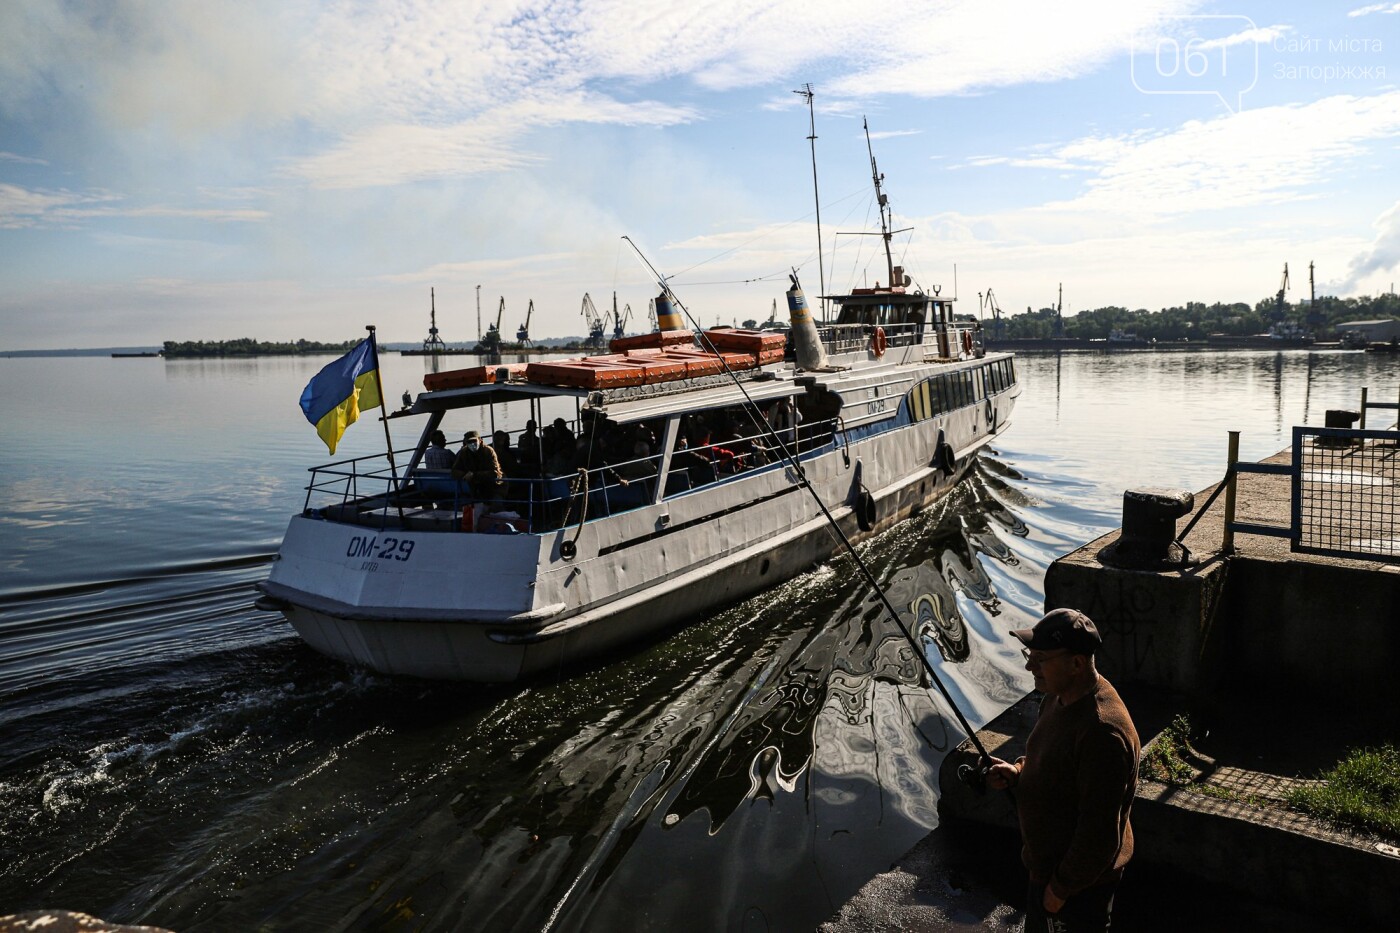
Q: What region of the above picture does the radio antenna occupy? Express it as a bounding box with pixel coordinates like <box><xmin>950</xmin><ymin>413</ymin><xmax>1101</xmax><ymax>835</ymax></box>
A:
<box><xmin>794</xmin><ymin>83</ymin><xmax>827</xmax><ymax>322</ymax></box>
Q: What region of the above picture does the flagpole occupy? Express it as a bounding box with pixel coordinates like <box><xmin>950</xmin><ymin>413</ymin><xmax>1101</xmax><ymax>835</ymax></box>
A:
<box><xmin>365</xmin><ymin>325</ymin><xmax>404</xmax><ymax>520</ymax></box>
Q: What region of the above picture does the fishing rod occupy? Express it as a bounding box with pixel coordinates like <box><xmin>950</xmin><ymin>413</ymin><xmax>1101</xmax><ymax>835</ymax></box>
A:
<box><xmin>621</xmin><ymin>236</ymin><xmax>995</xmax><ymax>769</ymax></box>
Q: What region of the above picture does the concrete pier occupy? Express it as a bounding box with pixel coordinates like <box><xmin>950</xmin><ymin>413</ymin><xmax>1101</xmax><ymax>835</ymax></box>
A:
<box><xmin>827</xmin><ymin>432</ymin><xmax>1400</xmax><ymax>930</ymax></box>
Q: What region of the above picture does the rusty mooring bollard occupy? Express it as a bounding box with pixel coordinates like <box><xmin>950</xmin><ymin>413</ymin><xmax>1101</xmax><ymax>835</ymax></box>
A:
<box><xmin>1319</xmin><ymin>409</ymin><xmax>1361</xmax><ymax>448</ymax></box>
<box><xmin>1103</xmin><ymin>487</ymin><xmax>1194</xmax><ymax>569</ymax></box>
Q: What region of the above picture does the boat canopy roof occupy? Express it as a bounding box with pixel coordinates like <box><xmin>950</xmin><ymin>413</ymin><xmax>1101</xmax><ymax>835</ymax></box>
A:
<box><xmin>404</xmin><ymin>381</ymin><xmax>587</xmax><ymax>416</ymax></box>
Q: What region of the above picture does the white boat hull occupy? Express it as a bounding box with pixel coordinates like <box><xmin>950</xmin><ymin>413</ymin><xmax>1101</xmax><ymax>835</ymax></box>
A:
<box><xmin>263</xmin><ymin>383</ymin><xmax>1015</xmax><ymax>681</ymax></box>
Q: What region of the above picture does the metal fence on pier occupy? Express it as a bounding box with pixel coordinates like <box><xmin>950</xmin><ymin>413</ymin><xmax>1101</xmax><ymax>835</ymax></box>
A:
<box><xmin>1223</xmin><ymin>386</ymin><xmax>1399</xmax><ymax>563</ymax></box>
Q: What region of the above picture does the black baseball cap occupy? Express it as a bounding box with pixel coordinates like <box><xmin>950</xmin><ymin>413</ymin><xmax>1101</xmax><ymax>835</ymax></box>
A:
<box><xmin>1012</xmin><ymin>608</ymin><xmax>1101</xmax><ymax>655</ymax></box>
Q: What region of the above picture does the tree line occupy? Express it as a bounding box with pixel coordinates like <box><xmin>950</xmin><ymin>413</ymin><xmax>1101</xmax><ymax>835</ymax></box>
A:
<box><xmin>161</xmin><ymin>338</ymin><xmax>362</xmax><ymax>358</ymax></box>
<box><xmin>988</xmin><ymin>292</ymin><xmax>1400</xmax><ymax>340</ymax></box>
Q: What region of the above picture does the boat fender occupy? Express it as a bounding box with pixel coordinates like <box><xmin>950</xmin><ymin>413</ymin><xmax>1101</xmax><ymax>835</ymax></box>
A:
<box><xmin>871</xmin><ymin>326</ymin><xmax>887</xmax><ymax>359</ymax></box>
<box><xmin>985</xmin><ymin>398</ymin><xmax>995</xmax><ymax>429</ymax></box>
<box><xmin>962</xmin><ymin>331</ymin><xmax>973</xmax><ymax>355</ymax></box>
<box><xmin>933</xmin><ymin>430</ymin><xmax>956</xmax><ymax>476</ymax></box>
<box><xmin>856</xmin><ymin>488</ymin><xmax>877</xmax><ymax>532</ymax></box>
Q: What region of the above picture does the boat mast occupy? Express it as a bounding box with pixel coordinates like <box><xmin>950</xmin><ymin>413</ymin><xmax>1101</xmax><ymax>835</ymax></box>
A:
<box><xmin>863</xmin><ymin>117</ymin><xmax>896</xmax><ymax>290</ymax></box>
<box><xmin>794</xmin><ymin>83</ymin><xmax>827</xmax><ymax>321</ymax></box>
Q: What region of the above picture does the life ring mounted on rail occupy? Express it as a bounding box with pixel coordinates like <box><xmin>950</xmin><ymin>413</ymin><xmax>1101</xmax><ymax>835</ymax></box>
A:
<box><xmin>962</xmin><ymin>330</ymin><xmax>973</xmax><ymax>356</ymax></box>
<box><xmin>871</xmin><ymin>326</ymin><xmax>887</xmax><ymax>358</ymax></box>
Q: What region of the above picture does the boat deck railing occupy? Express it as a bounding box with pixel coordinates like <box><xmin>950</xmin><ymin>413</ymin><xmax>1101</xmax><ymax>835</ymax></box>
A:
<box><xmin>816</xmin><ymin>319</ymin><xmax>981</xmax><ymax>357</ymax></box>
<box><xmin>303</xmin><ymin>417</ymin><xmax>841</xmax><ymax>534</ymax></box>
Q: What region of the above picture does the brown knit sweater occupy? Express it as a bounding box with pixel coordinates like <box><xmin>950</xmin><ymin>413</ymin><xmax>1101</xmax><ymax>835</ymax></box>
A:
<box><xmin>1015</xmin><ymin>675</ymin><xmax>1140</xmax><ymax>899</ymax></box>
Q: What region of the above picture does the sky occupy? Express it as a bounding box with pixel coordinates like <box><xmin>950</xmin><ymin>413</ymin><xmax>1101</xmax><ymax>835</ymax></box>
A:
<box><xmin>1</xmin><ymin>0</ymin><xmax>1398</xmax><ymax>349</ymax></box>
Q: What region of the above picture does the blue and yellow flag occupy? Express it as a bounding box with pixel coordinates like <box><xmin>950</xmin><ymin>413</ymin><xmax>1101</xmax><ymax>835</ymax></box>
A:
<box><xmin>299</xmin><ymin>339</ymin><xmax>382</xmax><ymax>454</ymax></box>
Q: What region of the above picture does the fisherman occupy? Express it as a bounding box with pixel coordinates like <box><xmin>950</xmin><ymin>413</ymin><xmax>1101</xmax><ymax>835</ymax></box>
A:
<box><xmin>451</xmin><ymin>430</ymin><xmax>504</xmax><ymax>502</ymax></box>
<box><xmin>986</xmin><ymin>608</ymin><xmax>1140</xmax><ymax>932</ymax></box>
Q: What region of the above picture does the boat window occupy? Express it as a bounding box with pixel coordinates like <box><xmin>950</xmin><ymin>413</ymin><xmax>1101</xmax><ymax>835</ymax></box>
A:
<box><xmin>973</xmin><ymin>366</ymin><xmax>986</xmax><ymax>400</ymax></box>
<box><xmin>662</xmin><ymin>395</ymin><xmax>835</xmax><ymax>499</ymax></box>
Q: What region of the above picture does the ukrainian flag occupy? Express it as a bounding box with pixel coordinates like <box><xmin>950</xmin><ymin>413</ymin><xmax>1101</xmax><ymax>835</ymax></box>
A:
<box><xmin>299</xmin><ymin>339</ymin><xmax>382</xmax><ymax>454</ymax></box>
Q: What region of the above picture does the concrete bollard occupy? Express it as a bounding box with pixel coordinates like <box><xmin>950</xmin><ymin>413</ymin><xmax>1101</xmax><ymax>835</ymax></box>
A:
<box><xmin>1104</xmin><ymin>487</ymin><xmax>1194</xmax><ymax>569</ymax></box>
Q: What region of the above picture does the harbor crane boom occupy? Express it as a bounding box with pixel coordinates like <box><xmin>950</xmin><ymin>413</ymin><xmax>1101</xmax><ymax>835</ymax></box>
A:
<box><xmin>581</xmin><ymin>293</ymin><xmax>606</xmax><ymax>349</ymax></box>
<box><xmin>517</xmin><ymin>300</ymin><xmax>534</xmax><ymax>347</ymax></box>
<box><xmin>1274</xmin><ymin>263</ymin><xmax>1290</xmax><ymax>321</ymax></box>
<box><xmin>611</xmin><ymin>292</ymin><xmax>631</xmax><ymax>340</ymax></box>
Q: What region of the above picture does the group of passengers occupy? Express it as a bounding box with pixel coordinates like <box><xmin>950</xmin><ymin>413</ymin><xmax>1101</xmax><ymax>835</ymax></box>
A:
<box><xmin>419</xmin><ymin>395</ymin><xmax>821</xmax><ymax>516</ymax></box>
<box><xmin>667</xmin><ymin>398</ymin><xmax>804</xmax><ymax>488</ymax></box>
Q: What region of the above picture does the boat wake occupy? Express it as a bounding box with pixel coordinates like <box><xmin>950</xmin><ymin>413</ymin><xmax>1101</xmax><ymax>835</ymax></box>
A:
<box><xmin>0</xmin><ymin>461</ymin><xmax>1069</xmax><ymax>931</ymax></box>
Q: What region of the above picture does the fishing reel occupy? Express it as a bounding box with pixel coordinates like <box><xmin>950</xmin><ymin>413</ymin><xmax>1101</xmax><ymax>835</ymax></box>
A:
<box><xmin>956</xmin><ymin>759</ymin><xmax>991</xmax><ymax>796</ymax></box>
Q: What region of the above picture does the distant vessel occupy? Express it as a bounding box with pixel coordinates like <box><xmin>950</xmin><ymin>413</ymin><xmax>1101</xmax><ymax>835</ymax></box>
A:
<box><xmin>256</xmin><ymin>123</ymin><xmax>1021</xmax><ymax>681</ymax></box>
<box><xmin>1105</xmin><ymin>330</ymin><xmax>1152</xmax><ymax>348</ymax></box>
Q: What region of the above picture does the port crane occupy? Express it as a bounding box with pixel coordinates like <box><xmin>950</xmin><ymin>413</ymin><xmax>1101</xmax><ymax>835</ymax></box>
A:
<box><xmin>1273</xmin><ymin>263</ymin><xmax>1290</xmax><ymax>321</ymax></box>
<box><xmin>516</xmin><ymin>300</ymin><xmax>535</xmax><ymax>347</ymax></box>
<box><xmin>1306</xmin><ymin>261</ymin><xmax>1324</xmax><ymax>328</ymax></box>
<box><xmin>647</xmin><ymin>298</ymin><xmax>658</xmax><ymax>330</ymax></box>
<box><xmin>421</xmin><ymin>287</ymin><xmax>447</xmax><ymax>354</ymax></box>
<box><xmin>581</xmin><ymin>293</ymin><xmax>606</xmax><ymax>350</ymax></box>
<box><xmin>610</xmin><ymin>292</ymin><xmax>631</xmax><ymax>341</ymax></box>
<box><xmin>980</xmin><ymin>288</ymin><xmax>1004</xmax><ymax>340</ymax></box>
<box><xmin>478</xmin><ymin>297</ymin><xmax>505</xmax><ymax>354</ymax></box>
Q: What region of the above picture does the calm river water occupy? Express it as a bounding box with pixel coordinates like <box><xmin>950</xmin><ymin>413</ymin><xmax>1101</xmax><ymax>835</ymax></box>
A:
<box><xmin>0</xmin><ymin>347</ymin><xmax>1390</xmax><ymax>930</ymax></box>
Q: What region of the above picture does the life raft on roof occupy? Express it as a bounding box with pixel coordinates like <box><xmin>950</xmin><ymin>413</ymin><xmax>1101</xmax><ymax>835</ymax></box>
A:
<box><xmin>699</xmin><ymin>327</ymin><xmax>787</xmax><ymax>353</ymax></box>
<box><xmin>609</xmin><ymin>329</ymin><xmax>695</xmax><ymax>353</ymax></box>
<box><xmin>422</xmin><ymin>329</ymin><xmax>787</xmax><ymax>393</ymax></box>
<box><xmin>423</xmin><ymin>362</ymin><xmax>527</xmax><ymax>391</ymax></box>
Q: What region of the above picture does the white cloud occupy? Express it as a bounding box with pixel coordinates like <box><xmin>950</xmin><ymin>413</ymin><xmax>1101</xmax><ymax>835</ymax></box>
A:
<box><xmin>1</xmin><ymin>0</ymin><xmax>1200</xmax><ymax>195</ymax></box>
<box><xmin>1348</xmin><ymin>3</ymin><xmax>1400</xmax><ymax>16</ymax></box>
<box><xmin>964</xmin><ymin>93</ymin><xmax>1400</xmax><ymax>216</ymax></box>
<box><xmin>0</xmin><ymin>151</ymin><xmax>47</xmax><ymax>165</ymax></box>
<box><xmin>1195</xmin><ymin>25</ymin><xmax>1289</xmax><ymax>50</ymax></box>
<box><xmin>1338</xmin><ymin>200</ymin><xmax>1400</xmax><ymax>291</ymax></box>
<box><xmin>0</xmin><ymin>184</ymin><xmax>116</xmax><ymax>229</ymax></box>
<box><xmin>0</xmin><ymin>182</ymin><xmax>267</xmax><ymax>228</ymax></box>
<box><xmin>0</xmin><ymin>0</ymin><xmax>304</xmax><ymax>139</ymax></box>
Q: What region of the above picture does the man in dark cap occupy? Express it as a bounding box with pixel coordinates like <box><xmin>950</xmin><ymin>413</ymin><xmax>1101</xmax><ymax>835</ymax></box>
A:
<box><xmin>986</xmin><ymin>608</ymin><xmax>1140</xmax><ymax>932</ymax></box>
<box><xmin>451</xmin><ymin>430</ymin><xmax>504</xmax><ymax>502</ymax></box>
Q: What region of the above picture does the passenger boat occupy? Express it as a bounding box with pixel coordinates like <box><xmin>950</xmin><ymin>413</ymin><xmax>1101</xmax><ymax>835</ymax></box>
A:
<box><xmin>256</xmin><ymin>138</ymin><xmax>1021</xmax><ymax>682</ymax></box>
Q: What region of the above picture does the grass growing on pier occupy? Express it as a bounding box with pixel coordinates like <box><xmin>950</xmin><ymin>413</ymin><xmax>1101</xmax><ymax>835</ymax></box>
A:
<box><xmin>1285</xmin><ymin>744</ymin><xmax>1400</xmax><ymax>840</ymax></box>
<box><xmin>1141</xmin><ymin>714</ymin><xmax>1195</xmax><ymax>784</ymax></box>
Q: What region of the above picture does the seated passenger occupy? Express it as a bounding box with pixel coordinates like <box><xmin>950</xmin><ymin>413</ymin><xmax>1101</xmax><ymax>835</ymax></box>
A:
<box><xmin>451</xmin><ymin>430</ymin><xmax>504</xmax><ymax>502</ymax></box>
<box><xmin>517</xmin><ymin>419</ymin><xmax>542</xmax><ymax>475</ymax></box>
<box><xmin>423</xmin><ymin>430</ymin><xmax>455</xmax><ymax>470</ymax></box>
<box><xmin>492</xmin><ymin>430</ymin><xmax>520</xmax><ymax>478</ymax></box>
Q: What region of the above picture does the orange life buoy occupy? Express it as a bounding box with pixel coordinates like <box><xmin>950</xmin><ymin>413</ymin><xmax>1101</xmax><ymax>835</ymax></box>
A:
<box><xmin>962</xmin><ymin>331</ymin><xmax>973</xmax><ymax>355</ymax></box>
<box><xmin>872</xmin><ymin>326</ymin><xmax>887</xmax><ymax>358</ymax></box>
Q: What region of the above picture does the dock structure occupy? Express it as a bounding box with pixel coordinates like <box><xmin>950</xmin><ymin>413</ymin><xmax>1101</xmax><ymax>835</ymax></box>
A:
<box><xmin>828</xmin><ymin>400</ymin><xmax>1400</xmax><ymax>930</ymax></box>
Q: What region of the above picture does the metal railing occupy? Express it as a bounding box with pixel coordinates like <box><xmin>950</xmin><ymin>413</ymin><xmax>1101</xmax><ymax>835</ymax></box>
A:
<box><xmin>302</xmin><ymin>418</ymin><xmax>840</xmax><ymax>534</ymax></box>
<box><xmin>1220</xmin><ymin>386</ymin><xmax>1399</xmax><ymax>562</ymax></box>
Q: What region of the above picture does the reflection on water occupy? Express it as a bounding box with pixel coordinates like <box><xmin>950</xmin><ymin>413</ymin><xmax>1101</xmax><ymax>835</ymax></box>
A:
<box><xmin>0</xmin><ymin>348</ymin><xmax>1390</xmax><ymax>929</ymax></box>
